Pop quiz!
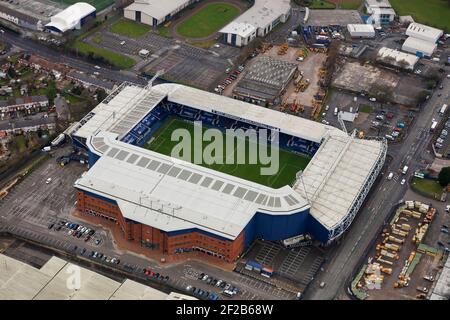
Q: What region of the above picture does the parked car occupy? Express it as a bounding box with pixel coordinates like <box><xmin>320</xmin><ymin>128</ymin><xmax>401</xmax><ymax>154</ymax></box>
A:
<box><xmin>48</xmin><ymin>223</ymin><xmax>54</xmax><ymax>229</ymax></box>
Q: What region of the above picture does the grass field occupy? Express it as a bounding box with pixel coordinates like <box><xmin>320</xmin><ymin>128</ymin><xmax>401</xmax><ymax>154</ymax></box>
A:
<box><xmin>411</xmin><ymin>177</ymin><xmax>444</xmax><ymax>199</ymax></box>
<box><xmin>359</xmin><ymin>105</ymin><xmax>372</xmax><ymax>113</ymax></box>
<box><xmin>176</xmin><ymin>3</ymin><xmax>240</xmax><ymax>38</ymax></box>
<box><xmin>144</xmin><ymin>117</ymin><xmax>311</xmax><ymax>188</ymax></box>
<box><xmin>110</xmin><ymin>20</ymin><xmax>151</xmax><ymax>38</ymax></box>
<box><xmin>390</xmin><ymin>0</ymin><xmax>450</xmax><ymax>32</ymax></box>
<box><xmin>50</xmin><ymin>0</ymin><xmax>114</xmax><ymax>11</ymax></box>
<box><xmin>309</xmin><ymin>0</ymin><xmax>336</xmax><ymax>9</ymax></box>
<box><xmin>338</xmin><ymin>0</ymin><xmax>362</xmax><ymax>10</ymax></box>
<box><xmin>73</xmin><ymin>41</ymin><xmax>135</xmax><ymax>69</ymax></box>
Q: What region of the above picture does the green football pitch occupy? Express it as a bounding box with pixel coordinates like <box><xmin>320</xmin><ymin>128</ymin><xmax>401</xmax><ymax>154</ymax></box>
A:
<box><xmin>143</xmin><ymin>117</ymin><xmax>311</xmax><ymax>189</ymax></box>
<box><xmin>51</xmin><ymin>0</ymin><xmax>114</xmax><ymax>11</ymax></box>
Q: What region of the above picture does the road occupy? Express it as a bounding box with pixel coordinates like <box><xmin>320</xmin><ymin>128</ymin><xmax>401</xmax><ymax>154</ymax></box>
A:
<box><xmin>304</xmin><ymin>67</ymin><xmax>450</xmax><ymax>300</ymax></box>
<box><xmin>0</xmin><ymin>30</ymin><xmax>147</xmax><ymax>86</ymax></box>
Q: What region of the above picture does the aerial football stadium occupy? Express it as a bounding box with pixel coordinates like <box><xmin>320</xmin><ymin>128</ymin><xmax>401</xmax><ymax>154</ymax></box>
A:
<box><xmin>69</xmin><ymin>83</ymin><xmax>387</xmax><ymax>262</ymax></box>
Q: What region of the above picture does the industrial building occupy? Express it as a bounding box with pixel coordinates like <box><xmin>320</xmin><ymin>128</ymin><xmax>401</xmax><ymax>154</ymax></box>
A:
<box><xmin>69</xmin><ymin>83</ymin><xmax>386</xmax><ymax>263</ymax></box>
<box><xmin>347</xmin><ymin>24</ymin><xmax>375</xmax><ymax>38</ymax></box>
<box><xmin>402</xmin><ymin>36</ymin><xmax>437</xmax><ymax>58</ymax></box>
<box><xmin>45</xmin><ymin>2</ymin><xmax>96</xmax><ymax>33</ymax></box>
<box><xmin>406</xmin><ymin>22</ymin><xmax>443</xmax><ymax>44</ymax></box>
<box><xmin>402</xmin><ymin>22</ymin><xmax>443</xmax><ymax>58</ymax></box>
<box><xmin>364</xmin><ymin>0</ymin><xmax>395</xmax><ymax>27</ymax></box>
<box><xmin>232</xmin><ymin>56</ymin><xmax>298</xmax><ymax>106</ymax></box>
<box><xmin>0</xmin><ymin>0</ymin><xmax>64</xmax><ymax>31</ymax></box>
<box><xmin>377</xmin><ymin>47</ymin><xmax>419</xmax><ymax>70</ymax></box>
<box><xmin>0</xmin><ymin>254</ymin><xmax>196</xmax><ymax>300</ymax></box>
<box><xmin>124</xmin><ymin>0</ymin><xmax>198</xmax><ymax>27</ymax></box>
<box><xmin>219</xmin><ymin>0</ymin><xmax>291</xmax><ymax>47</ymax></box>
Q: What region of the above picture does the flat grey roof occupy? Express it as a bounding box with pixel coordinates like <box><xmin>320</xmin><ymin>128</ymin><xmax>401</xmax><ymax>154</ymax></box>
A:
<box><xmin>0</xmin><ymin>254</ymin><xmax>194</xmax><ymax>300</ymax></box>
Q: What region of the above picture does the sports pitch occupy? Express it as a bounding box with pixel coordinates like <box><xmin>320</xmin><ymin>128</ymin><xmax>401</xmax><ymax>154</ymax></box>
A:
<box><xmin>51</xmin><ymin>0</ymin><xmax>114</xmax><ymax>11</ymax></box>
<box><xmin>176</xmin><ymin>3</ymin><xmax>240</xmax><ymax>39</ymax></box>
<box><xmin>143</xmin><ymin>117</ymin><xmax>311</xmax><ymax>189</ymax></box>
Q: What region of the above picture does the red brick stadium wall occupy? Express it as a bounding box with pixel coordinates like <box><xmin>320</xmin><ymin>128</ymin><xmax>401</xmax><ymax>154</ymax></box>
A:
<box><xmin>76</xmin><ymin>191</ymin><xmax>245</xmax><ymax>262</ymax></box>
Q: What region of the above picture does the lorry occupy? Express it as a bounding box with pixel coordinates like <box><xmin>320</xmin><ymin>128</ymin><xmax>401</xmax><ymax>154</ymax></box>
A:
<box><xmin>430</xmin><ymin>120</ymin><xmax>438</xmax><ymax>132</ymax></box>
<box><xmin>440</xmin><ymin>104</ymin><xmax>448</xmax><ymax>115</ymax></box>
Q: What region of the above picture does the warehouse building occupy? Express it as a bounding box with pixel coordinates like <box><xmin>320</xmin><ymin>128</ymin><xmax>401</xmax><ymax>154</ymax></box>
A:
<box><xmin>406</xmin><ymin>22</ymin><xmax>443</xmax><ymax>44</ymax></box>
<box><xmin>232</xmin><ymin>56</ymin><xmax>297</xmax><ymax>106</ymax></box>
<box><xmin>69</xmin><ymin>83</ymin><xmax>386</xmax><ymax>263</ymax></box>
<box><xmin>45</xmin><ymin>2</ymin><xmax>96</xmax><ymax>33</ymax></box>
<box><xmin>347</xmin><ymin>24</ymin><xmax>375</xmax><ymax>38</ymax></box>
<box><xmin>0</xmin><ymin>254</ymin><xmax>196</xmax><ymax>300</ymax></box>
<box><xmin>0</xmin><ymin>4</ymin><xmax>43</xmax><ymax>31</ymax></box>
<box><xmin>402</xmin><ymin>36</ymin><xmax>437</xmax><ymax>58</ymax></box>
<box><xmin>402</xmin><ymin>22</ymin><xmax>443</xmax><ymax>58</ymax></box>
<box><xmin>364</xmin><ymin>0</ymin><xmax>395</xmax><ymax>27</ymax></box>
<box><xmin>220</xmin><ymin>0</ymin><xmax>291</xmax><ymax>47</ymax></box>
<box><xmin>124</xmin><ymin>0</ymin><xmax>198</xmax><ymax>27</ymax></box>
<box><xmin>377</xmin><ymin>47</ymin><xmax>419</xmax><ymax>70</ymax></box>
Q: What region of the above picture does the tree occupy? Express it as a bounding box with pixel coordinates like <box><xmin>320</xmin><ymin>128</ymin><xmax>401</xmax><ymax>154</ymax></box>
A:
<box><xmin>96</xmin><ymin>89</ymin><xmax>107</xmax><ymax>103</ymax></box>
<box><xmin>438</xmin><ymin>167</ymin><xmax>450</xmax><ymax>187</ymax></box>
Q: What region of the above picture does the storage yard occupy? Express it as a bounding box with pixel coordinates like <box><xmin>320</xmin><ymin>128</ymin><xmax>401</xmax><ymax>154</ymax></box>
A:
<box><xmin>351</xmin><ymin>200</ymin><xmax>448</xmax><ymax>300</ymax></box>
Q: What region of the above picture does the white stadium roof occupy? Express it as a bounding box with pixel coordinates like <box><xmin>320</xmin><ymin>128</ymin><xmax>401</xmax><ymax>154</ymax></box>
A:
<box><xmin>406</xmin><ymin>22</ymin><xmax>443</xmax><ymax>44</ymax></box>
<box><xmin>45</xmin><ymin>2</ymin><xmax>96</xmax><ymax>33</ymax></box>
<box><xmin>73</xmin><ymin>83</ymin><xmax>385</xmax><ymax>240</ymax></box>
<box><xmin>220</xmin><ymin>0</ymin><xmax>291</xmax><ymax>38</ymax></box>
<box><xmin>74</xmin><ymin>83</ymin><xmax>339</xmax><ymax>144</ymax></box>
<box><xmin>125</xmin><ymin>0</ymin><xmax>191</xmax><ymax>21</ymax></box>
<box><xmin>294</xmin><ymin>134</ymin><xmax>384</xmax><ymax>229</ymax></box>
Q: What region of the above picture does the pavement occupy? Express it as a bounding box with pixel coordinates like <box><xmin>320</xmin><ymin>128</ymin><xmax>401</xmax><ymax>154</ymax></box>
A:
<box><xmin>303</xmin><ymin>63</ymin><xmax>450</xmax><ymax>300</ymax></box>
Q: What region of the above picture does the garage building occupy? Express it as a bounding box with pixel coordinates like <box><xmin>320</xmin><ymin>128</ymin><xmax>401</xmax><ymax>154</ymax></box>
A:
<box><xmin>220</xmin><ymin>0</ymin><xmax>291</xmax><ymax>47</ymax></box>
<box><xmin>45</xmin><ymin>2</ymin><xmax>96</xmax><ymax>33</ymax></box>
<box><xmin>124</xmin><ymin>0</ymin><xmax>198</xmax><ymax>27</ymax></box>
<box><xmin>347</xmin><ymin>24</ymin><xmax>375</xmax><ymax>38</ymax></box>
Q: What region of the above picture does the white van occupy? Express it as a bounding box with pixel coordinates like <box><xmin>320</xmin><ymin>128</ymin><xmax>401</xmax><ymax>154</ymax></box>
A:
<box><xmin>334</xmin><ymin>107</ymin><xmax>338</xmax><ymax>116</ymax></box>
<box><xmin>402</xmin><ymin>166</ymin><xmax>408</xmax><ymax>175</ymax></box>
<box><xmin>387</xmin><ymin>172</ymin><xmax>394</xmax><ymax>180</ymax></box>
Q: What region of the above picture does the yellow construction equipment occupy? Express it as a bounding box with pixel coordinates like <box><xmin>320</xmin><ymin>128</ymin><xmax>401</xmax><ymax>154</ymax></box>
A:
<box><xmin>278</xmin><ymin>43</ymin><xmax>289</xmax><ymax>55</ymax></box>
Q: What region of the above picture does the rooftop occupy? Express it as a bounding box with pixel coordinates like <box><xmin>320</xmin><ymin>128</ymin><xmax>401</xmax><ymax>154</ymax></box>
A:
<box><xmin>45</xmin><ymin>2</ymin><xmax>96</xmax><ymax>33</ymax></box>
<box><xmin>233</xmin><ymin>56</ymin><xmax>298</xmax><ymax>100</ymax></box>
<box><xmin>0</xmin><ymin>253</ymin><xmax>195</xmax><ymax>300</ymax></box>
<box><xmin>365</xmin><ymin>0</ymin><xmax>392</xmax><ymax>8</ymax></box>
<box><xmin>294</xmin><ymin>134</ymin><xmax>385</xmax><ymax>229</ymax></box>
<box><xmin>220</xmin><ymin>0</ymin><xmax>291</xmax><ymax>38</ymax></box>
<box><xmin>406</xmin><ymin>22</ymin><xmax>443</xmax><ymax>43</ymax></box>
<box><xmin>125</xmin><ymin>0</ymin><xmax>191</xmax><ymax>21</ymax></box>
<box><xmin>402</xmin><ymin>36</ymin><xmax>437</xmax><ymax>55</ymax></box>
<box><xmin>377</xmin><ymin>47</ymin><xmax>419</xmax><ymax>70</ymax></box>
